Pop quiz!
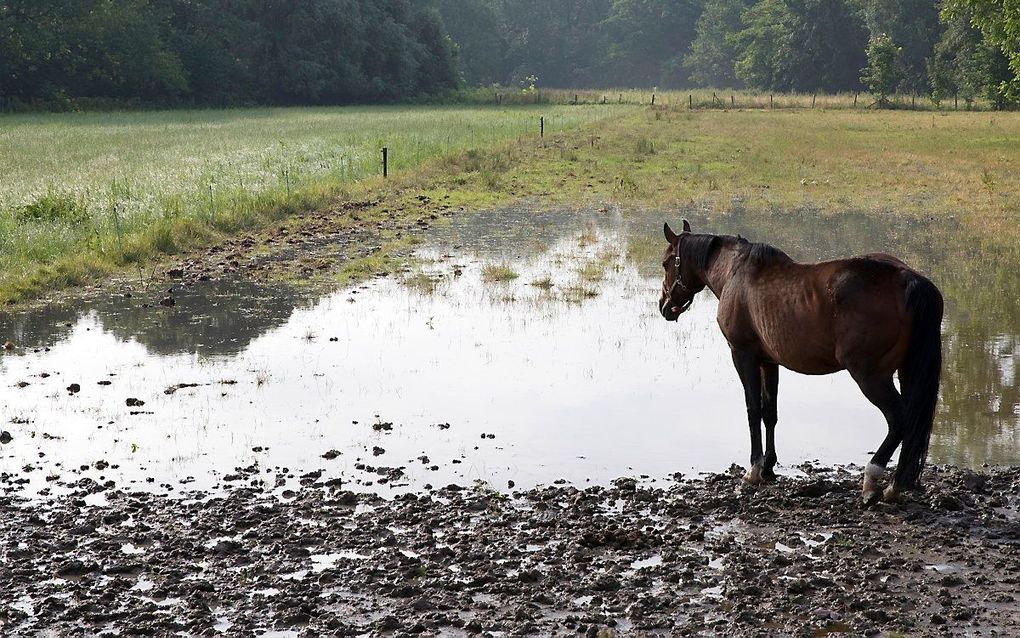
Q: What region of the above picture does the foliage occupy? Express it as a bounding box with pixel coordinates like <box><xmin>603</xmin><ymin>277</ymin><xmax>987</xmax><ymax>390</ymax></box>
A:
<box><xmin>861</xmin><ymin>33</ymin><xmax>902</xmax><ymax>104</ymax></box>
<box><xmin>685</xmin><ymin>0</ymin><xmax>750</xmax><ymax>88</ymax></box>
<box><xmin>942</xmin><ymin>0</ymin><xmax>1020</xmax><ymax>103</ymax></box>
<box><xmin>0</xmin><ymin>0</ymin><xmax>461</xmax><ymax>107</ymax></box>
<box><xmin>928</xmin><ymin>8</ymin><xmax>1012</xmax><ymax>107</ymax></box>
<box><xmin>732</xmin><ymin>0</ymin><xmax>867</xmax><ymax>93</ymax></box>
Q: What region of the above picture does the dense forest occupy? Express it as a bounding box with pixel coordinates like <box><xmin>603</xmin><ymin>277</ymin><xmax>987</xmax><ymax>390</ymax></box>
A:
<box><xmin>0</xmin><ymin>0</ymin><xmax>1017</xmax><ymax>108</ymax></box>
<box><xmin>0</xmin><ymin>0</ymin><xmax>461</xmax><ymax>107</ymax></box>
<box><xmin>428</xmin><ymin>0</ymin><xmax>1018</xmax><ymax>106</ymax></box>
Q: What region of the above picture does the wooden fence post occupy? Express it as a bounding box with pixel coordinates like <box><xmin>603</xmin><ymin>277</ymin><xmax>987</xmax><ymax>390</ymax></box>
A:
<box><xmin>812</xmin><ymin>94</ymin><xmax>816</xmax><ymax>108</ymax></box>
<box><xmin>540</xmin><ymin>116</ymin><xmax>544</xmax><ymax>138</ymax></box>
<box><xmin>382</xmin><ymin>147</ymin><xmax>388</xmax><ymax>178</ymax></box>
<box><xmin>651</xmin><ymin>94</ymin><xmax>656</xmax><ymax>105</ymax></box>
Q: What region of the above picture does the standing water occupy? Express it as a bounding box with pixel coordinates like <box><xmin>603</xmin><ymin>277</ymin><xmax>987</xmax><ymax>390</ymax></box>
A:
<box><xmin>1</xmin><ymin>206</ymin><xmax>1017</xmax><ymax>497</ymax></box>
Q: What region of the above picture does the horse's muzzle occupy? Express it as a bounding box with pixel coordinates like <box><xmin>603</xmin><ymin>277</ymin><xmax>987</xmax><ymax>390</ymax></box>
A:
<box><xmin>660</xmin><ymin>297</ymin><xmax>680</xmax><ymax>321</ymax></box>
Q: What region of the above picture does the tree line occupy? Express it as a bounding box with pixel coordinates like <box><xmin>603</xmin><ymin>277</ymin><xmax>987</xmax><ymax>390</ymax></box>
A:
<box><xmin>427</xmin><ymin>0</ymin><xmax>1018</xmax><ymax>107</ymax></box>
<box><xmin>0</xmin><ymin>0</ymin><xmax>461</xmax><ymax>108</ymax></box>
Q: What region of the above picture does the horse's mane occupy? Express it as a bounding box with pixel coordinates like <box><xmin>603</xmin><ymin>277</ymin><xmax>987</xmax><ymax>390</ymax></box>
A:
<box><xmin>728</xmin><ymin>235</ymin><xmax>791</xmax><ymax>267</ymax></box>
<box><xmin>682</xmin><ymin>234</ymin><xmax>720</xmax><ymax>273</ymax></box>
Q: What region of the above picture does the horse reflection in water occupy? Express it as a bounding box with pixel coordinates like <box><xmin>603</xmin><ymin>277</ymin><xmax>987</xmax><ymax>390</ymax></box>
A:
<box><xmin>659</xmin><ymin>220</ymin><xmax>942</xmax><ymax>505</ymax></box>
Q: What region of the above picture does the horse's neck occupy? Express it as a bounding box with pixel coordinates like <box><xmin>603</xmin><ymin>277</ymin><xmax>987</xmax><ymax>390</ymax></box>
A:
<box><xmin>701</xmin><ymin>238</ymin><xmax>742</xmax><ymax>298</ymax></box>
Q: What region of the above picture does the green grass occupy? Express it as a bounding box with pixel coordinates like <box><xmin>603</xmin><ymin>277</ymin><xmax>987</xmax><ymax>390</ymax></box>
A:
<box><xmin>480</xmin><ymin>264</ymin><xmax>519</xmax><ymax>283</ymax></box>
<box><xmin>0</xmin><ymin>104</ymin><xmax>622</xmax><ymax>303</ymax></box>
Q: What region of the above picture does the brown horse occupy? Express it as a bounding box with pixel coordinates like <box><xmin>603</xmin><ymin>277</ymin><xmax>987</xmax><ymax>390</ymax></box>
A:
<box><xmin>659</xmin><ymin>220</ymin><xmax>943</xmax><ymax>504</ymax></box>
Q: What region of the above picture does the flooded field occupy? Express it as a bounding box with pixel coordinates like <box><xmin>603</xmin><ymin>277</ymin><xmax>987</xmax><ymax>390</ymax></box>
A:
<box><xmin>1</xmin><ymin>206</ymin><xmax>1018</xmax><ymax>498</ymax></box>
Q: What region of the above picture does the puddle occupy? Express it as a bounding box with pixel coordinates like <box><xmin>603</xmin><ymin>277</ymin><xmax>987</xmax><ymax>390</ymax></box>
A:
<box><xmin>1</xmin><ymin>206</ymin><xmax>1018</xmax><ymax>497</ymax></box>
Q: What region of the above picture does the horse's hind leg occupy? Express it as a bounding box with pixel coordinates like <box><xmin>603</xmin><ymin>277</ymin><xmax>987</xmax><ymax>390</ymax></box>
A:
<box><xmin>760</xmin><ymin>362</ymin><xmax>779</xmax><ymax>482</ymax></box>
<box><xmin>850</xmin><ymin>372</ymin><xmax>904</xmax><ymax>505</ymax></box>
<box><xmin>732</xmin><ymin>350</ymin><xmax>765</xmax><ymax>484</ymax></box>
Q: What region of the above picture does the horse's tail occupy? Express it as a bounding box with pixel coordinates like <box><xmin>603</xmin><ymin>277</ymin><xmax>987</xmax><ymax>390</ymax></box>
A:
<box><xmin>894</xmin><ymin>274</ymin><xmax>943</xmax><ymax>490</ymax></box>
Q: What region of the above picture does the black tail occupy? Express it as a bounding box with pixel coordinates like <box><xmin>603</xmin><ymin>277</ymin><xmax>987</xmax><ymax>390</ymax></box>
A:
<box><xmin>894</xmin><ymin>275</ymin><xmax>943</xmax><ymax>489</ymax></box>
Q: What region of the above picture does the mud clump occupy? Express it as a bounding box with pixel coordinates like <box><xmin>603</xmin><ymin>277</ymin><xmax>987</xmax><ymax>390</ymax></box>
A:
<box><xmin>2</xmin><ymin>464</ymin><xmax>1019</xmax><ymax>636</ymax></box>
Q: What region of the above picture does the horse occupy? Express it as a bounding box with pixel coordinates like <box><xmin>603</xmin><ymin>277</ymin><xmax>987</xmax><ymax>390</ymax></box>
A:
<box><xmin>659</xmin><ymin>220</ymin><xmax>943</xmax><ymax>505</ymax></box>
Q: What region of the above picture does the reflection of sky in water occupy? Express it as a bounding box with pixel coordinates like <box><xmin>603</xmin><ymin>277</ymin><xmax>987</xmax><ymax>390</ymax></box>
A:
<box><xmin>1</xmin><ymin>207</ymin><xmax>1017</xmax><ymax>497</ymax></box>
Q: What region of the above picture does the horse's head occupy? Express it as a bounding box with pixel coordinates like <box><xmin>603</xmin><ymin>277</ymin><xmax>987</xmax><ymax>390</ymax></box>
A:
<box><xmin>660</xmin><ymin>219</ymin><xmax>701</xmax><ymax>321</ymax></box>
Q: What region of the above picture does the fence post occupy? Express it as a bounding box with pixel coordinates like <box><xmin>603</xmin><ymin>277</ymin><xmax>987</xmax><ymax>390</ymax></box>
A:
<box><xmin>540</xmin><ymin>116</ymin><xmax>544</xmax><ymax>138</ymax></box>
<box><xmin>770</xmin><ymin>94</ymin><xmax>773</xmax><ymax>108</ymax></box>
<box><xmin>853</xmin><ymin>93</ymin><xmax>858</xmax><ymax>107</ymax></box>
<box><xmin>812</xmin><ymin>94</ymin><xmax>816</xmax><ymax>108</ymax></box>
<box><xmin>651</xmin><ymin>94</ymin><xmax>656</xmax><ymax>105</ymax></box>
<box><xmin>731</xmin><ymin>95</ymin><xmax>734</xmax><ymax>108</ymax></box>
<box><xmin>382</xmin><ymin>147</ymin><xmax>388</xmax><ymax>178</ymax></box>
<box><xmin>955</xmin><ymin>92</ymin><xmax>958</xmax><ymax>109</ymax></box>
<box><xmin>689</xmin><ymin>94</ymin><xmax>693</xmax><ymax>109</ymax></box>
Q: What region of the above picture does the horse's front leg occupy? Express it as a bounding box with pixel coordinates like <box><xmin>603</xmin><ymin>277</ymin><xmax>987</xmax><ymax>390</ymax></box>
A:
<box><xmin>732</xmin><ymin>350</ymin><xmax>764</xmax><ymax>484</ymax></box>
<box><xmin>760</xmin><ymin>362</ymin><xmax>779</xmax><ymax>482</ymax></box>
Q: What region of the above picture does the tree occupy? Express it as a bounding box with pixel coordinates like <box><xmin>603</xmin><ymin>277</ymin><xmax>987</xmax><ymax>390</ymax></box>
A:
<box><xmin>941</xmin><ymin>0</ymin><xmax>1020</xmax><ymax>104</ymax></box>
<box><xmin>928</xmin><ymin>7</ymin><xmax>1012</xmax><ymax>107</ymax></box>
<box><xmin>855</xmin><ymin>0</ymin><xmax>943</xmax><ymax>95</ymax></box>
<box><xmin>731</xmin><ymin>0</ymin><xmax>867</xmax><ymax>92</ymax></box>
<box><xmin>861</xmin><ymin>33</ymin><xmax>902</xmax><ymax>105</ymax></box>
<box><xmin>601</xmin><ymin>0</ymin><xmax>702</xmax><ymax>87</ymax></box>
<box><xmin>684</xmin><ymin>0</ymin><xmax>749</xmax><ymax>88</ymax></box>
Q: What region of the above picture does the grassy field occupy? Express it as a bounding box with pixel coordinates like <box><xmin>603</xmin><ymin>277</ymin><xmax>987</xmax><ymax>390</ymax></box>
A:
<box><xmin>2</xmin><ymin>101</ymin><xmax>1018</xmax><ymax>304</ymax></box>
<box><xmin>0</xmin><ymin>104</ymin><xmax>620</xmax><ymax>303</ymax></box>
<box><xmin>466</xmin><ymin>107</ymin><xmax>1020</xmax><ymax>246</ymax></box>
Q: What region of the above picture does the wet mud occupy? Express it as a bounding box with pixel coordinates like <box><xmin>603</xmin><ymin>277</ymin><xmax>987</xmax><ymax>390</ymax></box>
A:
<box><xmin>3</xmin><ymin>464</ymin><xmax>1020</xmax><ymax>636</ymax></box>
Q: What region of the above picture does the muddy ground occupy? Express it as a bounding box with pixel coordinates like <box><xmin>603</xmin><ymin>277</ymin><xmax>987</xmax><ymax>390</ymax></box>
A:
<box><xmin>2</xmin><ymin>463</ymin><xmax>1019</xmax><ymax>637</ymax></box>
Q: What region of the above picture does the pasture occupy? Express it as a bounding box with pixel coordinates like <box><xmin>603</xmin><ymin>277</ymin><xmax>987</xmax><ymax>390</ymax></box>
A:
<box><xmin>0</xmin><ymin>104</ymin><xmax>618</xmax><ymax>303</ymax></box>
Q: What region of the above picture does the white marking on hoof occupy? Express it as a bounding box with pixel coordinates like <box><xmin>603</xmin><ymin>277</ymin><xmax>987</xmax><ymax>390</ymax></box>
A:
<box><xmin>883</xmin><ymin>484</ymin><xmax>899</xmax><ymax>502</ymax></box>
<box><xmin>862</xmin><ymin>463</ymin><xmax>885</xmax><ymax>494</ymax></box>
<box><xmin>743</xmin><ymin>461</ymin><xmax>764</xmax><ymax>485</ymax></box>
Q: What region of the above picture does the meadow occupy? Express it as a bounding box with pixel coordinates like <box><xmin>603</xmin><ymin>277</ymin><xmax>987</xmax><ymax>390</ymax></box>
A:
<box><xmin>0</xmin><ymin>104</ymin><xmax>619</xmax><ymax>303</ymax></box>
<box><xmin>2</xmin><ymin>99</ymin><xmax>1018</xmax><ymax>304</ymax></box>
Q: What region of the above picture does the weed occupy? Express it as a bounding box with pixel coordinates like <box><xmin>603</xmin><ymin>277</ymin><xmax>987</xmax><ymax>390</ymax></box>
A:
<box><xmin>481</xmin><ymin>264</ymin><xmax>519</xmax><ymax>283</ymax></box>
<box><xmin>530</xmin><ymin>276</ymin><xmax>554</xmax><ymax>290</ymax></box>
<box><xmin>18</xmin><ymin>192</ymin><xmax>89</xmax><ymax>224</ymax></box>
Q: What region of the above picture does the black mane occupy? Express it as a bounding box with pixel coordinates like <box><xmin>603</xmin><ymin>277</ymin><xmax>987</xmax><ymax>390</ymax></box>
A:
<box><xmin>727</xmin><ymin>235</ymin><xmax>791</xmax><ymax>266</ymax></box>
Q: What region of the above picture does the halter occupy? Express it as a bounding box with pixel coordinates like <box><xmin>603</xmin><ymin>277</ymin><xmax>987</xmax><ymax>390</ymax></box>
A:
<box><xmin>663</xmin><ymin>239</ymin><xmax>694</xmax><ymax>313</ymax></box>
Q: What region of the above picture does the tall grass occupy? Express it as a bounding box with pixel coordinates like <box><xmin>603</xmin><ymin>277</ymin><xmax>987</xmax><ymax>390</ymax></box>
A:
<box><xmin>0</xmin><ymin>104</ymin><xmax>618</xmax><ymax>302</ymax></box>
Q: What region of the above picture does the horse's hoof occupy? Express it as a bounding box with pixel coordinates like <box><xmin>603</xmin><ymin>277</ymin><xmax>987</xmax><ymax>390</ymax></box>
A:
<box><xmin>882</xmin><ymin>485</ymin><xmax>900</xmax><ymax>502</ymax></box>
<box><xmin>862</xmin><ymin>489</ymin><xmax>882</xmax><ymax>507</ymax></box>
<box><xmin>761</xmin><ymin>468</ymin><xmax>778</xmax><ymax>483</ymax></box>
<box><xmin>743</xmin><ymin>462</ymin><xmax>764</xmax><ymax>485</ymax></box>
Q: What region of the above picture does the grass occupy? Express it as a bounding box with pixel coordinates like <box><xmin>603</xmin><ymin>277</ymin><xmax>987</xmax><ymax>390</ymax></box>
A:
<box><xmin>480</xmin><ymin>264</ymin><xmax>519</xmax><ymax>283</ymax></box>
<box><xmin>475</xmin><ymin>107</ymin><xmax>1020</xmax><ymax>252</ymax></box>
<box><xmin>4</xmin><ymin>99</ymin><xmax>1020</xmax><ymax>304</ymax></box>
<box><xmin>0</xmin><ymin>104</ymin><xmax>620</xmax><ymax>304</ymax></box>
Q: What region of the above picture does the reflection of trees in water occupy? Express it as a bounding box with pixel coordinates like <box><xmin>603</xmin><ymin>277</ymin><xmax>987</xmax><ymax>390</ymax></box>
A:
<box><xmin>626</xmin><ymin>206</ymin><xmax>1020</xmax><ymax>466</ymax></box>
<box><xmin>0</xmin><ymin>279</ymin><xmax>308</xmax><ymax>361</ymax></box>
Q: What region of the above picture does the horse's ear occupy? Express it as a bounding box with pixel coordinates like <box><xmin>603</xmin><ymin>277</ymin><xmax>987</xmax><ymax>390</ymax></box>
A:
<box><xmin>664</xmin><ymin>222</ymin><xmax>679</xmax><ymax>244</ymax></box>
<box><xmin>682</xmin><ymin>219</ymin><xmax>692</xmax><ymax>233</ymax></box>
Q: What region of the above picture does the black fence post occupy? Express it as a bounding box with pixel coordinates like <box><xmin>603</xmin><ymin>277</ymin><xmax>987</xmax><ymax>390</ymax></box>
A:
<box><xmin>770</xmin><ymin>94</ymin><xmax>773</xmax><ymax>108</ymax></box>
<box><xmin>853</xmin><ymin>93</ymin><xmax>858</xmax><ymax>107</ymax></box>
<box><xmin>382</xmin><ymin>147</ymin><xmax>388</xmax><ymax>178</ymax></box>
<box><xmin>651</xmin><ymin>93</ymin><xmax>656</xmax><ymax>105</ymax></box>
<box><xmin>812</xmin><ymin>94</ymin><xmax>816</xmax><ymax>108</ymax></box>
<box><xmin>540</xmin><ymin>116</ymin><xmax>544</xmax><ymax>138</ymax></box>
<box><xmin>689</xmin><ymin>94</ymin><xmax>693</xmax><ymax>108</ymax></box>
<box><xmin>730</xmin><ymin>95</ymin><xmax>734</xmax><ymax>108</ymax></box>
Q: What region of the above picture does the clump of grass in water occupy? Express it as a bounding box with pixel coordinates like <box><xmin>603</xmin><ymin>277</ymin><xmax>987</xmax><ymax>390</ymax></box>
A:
<box><xmin>530</xmin><ymin>275</ymin><xmax>554</xmax><ymax>290</ymax></box>
<box><xmin>481</xmin><ymin>264</ymin><xmax>518</xmax><ymax>283</ymax></box>
<box><xmin>404</xmin><ymin>272</ymin><xmax>441</xmax><ymax>294</ymax></box>
<box><xmin>561</xmin><ymin>284</ymin><xmax>599</xmax><ymax>303</ymax></box>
